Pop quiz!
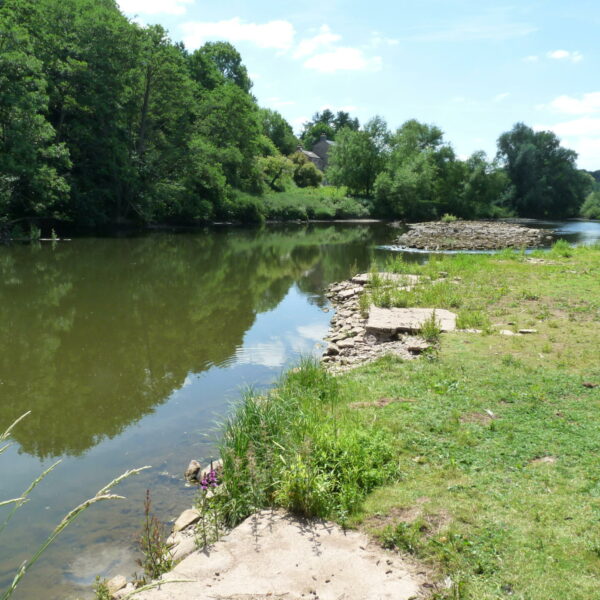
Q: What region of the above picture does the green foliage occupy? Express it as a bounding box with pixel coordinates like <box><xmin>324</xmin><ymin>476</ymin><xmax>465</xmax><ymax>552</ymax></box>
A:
<box><xmin>259</xmin><ymin>108</ymin><xmax>298</xmax><ymax>155</ymax></box>
<box><xmin>258</xmin><ymin>155</ymin><xmax>294</xmax><ymax>192</ymax></box>
<box><xmin>420</xmin><ymin>310</ymin><xmax>442</xmax><ymax>343</ymax></box>
<box><xmin>290</xmin><ymin>152</ymin><xmax>323</xmax><ymax>188</ymax></box>
<box><xmin>299</xmin><ymin>108</ymin><xmax>359</xmax><ymax>148</ymax></box>
<box><xmin>549</xmin><ymin>239</ymin><xmax>573</xmax><ymax>258</ymax></box>
<box><xmin>216</xmin><ymin>359</ymin><xmax>399</xmax><ymax>525</ymax></box>
<box><xmin>441</xmin><ymin>213</ymin><xmax>458</xmax><ymax>223</ymax></box>
<box><xmin>93</xmin><ymin>577</ymin><xmax>111</xmax><ymax>600</ymax></box>
<box><xmin>328</xmin><ymin>116</ymin><xmax>389</xmax><ymax>197</ymax></box>
<box><xmin>497</xmin><ymin>122</ymin><xmax>591</xmax><ymax>218</ymax></box>
<box><xmin>580</xmin><ymin>190</ymin><xmax>600</xmax><ymax>219</ymax></box>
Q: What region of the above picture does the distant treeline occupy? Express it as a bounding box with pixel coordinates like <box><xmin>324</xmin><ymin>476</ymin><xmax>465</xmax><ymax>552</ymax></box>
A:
<box><xmin>0</xmin><ymin>0</ymin><xmax>597</xmax><ymax>233</ymax></box>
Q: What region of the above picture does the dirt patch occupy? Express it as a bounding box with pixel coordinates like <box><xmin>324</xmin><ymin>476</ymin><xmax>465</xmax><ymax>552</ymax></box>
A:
<box><xmin>460</xmin><ymin>411</ymin><xmax>497</xmax><ymax>425</ymax></box>
<box><xmin>530</xmin><ymin>455</ymin><xmax>558</xmax><ymax>464</ymax></box>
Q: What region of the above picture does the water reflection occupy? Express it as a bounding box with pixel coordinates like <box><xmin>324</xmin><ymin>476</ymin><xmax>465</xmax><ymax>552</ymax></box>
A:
<box><xmin>0</xmin><ymin>223</ymin><xmax>393</xmax><ymax>600</ymax></box>
<box><xmin>0</xmin><ymin>225</ymin><xmax>382</xmax><ymax>459</ymax></box>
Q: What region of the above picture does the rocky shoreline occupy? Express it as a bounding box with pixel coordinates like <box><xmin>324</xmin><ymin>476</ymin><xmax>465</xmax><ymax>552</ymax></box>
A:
<box><xmin>321</xmin><ymin>273</ymin><xmax>446</xmax><ymax>372</ymax></box>
<box><xmin>396</xmin><ymin>220</ymin><xmax>553</xmax><ymax>251</ymax></box>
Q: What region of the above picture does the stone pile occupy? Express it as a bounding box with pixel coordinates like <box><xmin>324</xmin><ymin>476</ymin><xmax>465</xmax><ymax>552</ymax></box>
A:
<box><xmin>322</xmin><ymin>273</ymin><xmax>439</xmax><ymax>373</ymax></box>
<box><xmin>397</xmin><ymin>220</ymin><xmax>553</xmax><ymax>251</ymax></box>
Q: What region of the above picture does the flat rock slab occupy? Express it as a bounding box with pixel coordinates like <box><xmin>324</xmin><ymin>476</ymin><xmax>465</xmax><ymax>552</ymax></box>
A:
<box><xmin>352</xmin><ymin>273</ymin><xmax>420</xmax><ymax>286</ymax></box>
<box><xmin>135</xmin><ymin>510</ymin><xmax>424</xmax><ymax>600</ymax></box>
<box><xmin>367</xmin><ymin>307</ymin><xmax>457</xmax><ymax>335</ymax></box>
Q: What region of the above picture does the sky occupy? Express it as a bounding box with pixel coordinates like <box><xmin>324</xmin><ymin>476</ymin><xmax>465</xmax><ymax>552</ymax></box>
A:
<box><xmin>117</xmin><ymin>0</ymin><xmax>600</xmax><ymax>170</ymax></box>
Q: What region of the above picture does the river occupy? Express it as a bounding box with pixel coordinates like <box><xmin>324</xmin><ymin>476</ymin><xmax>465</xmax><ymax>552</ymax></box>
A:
<box><xmin>1</xmin><ymin>219</ymin><xmax>599</xmax><ymax>599</ymax></box>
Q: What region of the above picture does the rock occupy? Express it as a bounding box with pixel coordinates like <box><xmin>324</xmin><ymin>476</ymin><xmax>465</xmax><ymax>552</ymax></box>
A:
<box><xmin>107</xmin><ymin>575</ymin><xmax>127</xmax><ymax>597</ymax></box>
<box><xmin>352</xmin><ymin>273</ymin><xmax>420</xmax><ymax>286</ymax></box>
<box><xmin>173</xmin><ymin>508</ymin><xmax>201</xmax><ymax>532</ymax></box>
<box><xmin>326</xmin><ymin>343</ymin><xmax>340</xmax><ymax>356</ymax></box>
<box><xmin>168</xmin><ymin>530</ymin><xmax>197</xmax><ymax>562</ymax></box>
<box><xmin>405</xmin><ymin>337</ymin><xmax>431</xmax><ymax>354</ymax></box>
<box><xmin>396</xmin><ymin>221</ymin><xmax>550</xmax><ymax>251</ymax></box>
<box><xmin>184</xmin><ymin>459</ymin><xmax>201</xmax><ymax>482</ymax></box>
<box><xmin>366</xmin><ymin>307</ymin><xmax>457</xmax><ymax>336</ymax></box>
<box><xmin>337</xmin><ymin>339</ymin><xmax>355</xmax><ymax>349</ymax></box>
<box><xmin>113</xmin><ymin>583</ymin><xmax>135</xmax><ymax>600</ymax></box>
<box><xmin>338</xmin><ymin>288</ymin><xmax>360</xmax><ymax>300</ymax></box>
<box><xmin>199</xmin><ymin>459</ymin><xmax>223</xmax><ymax>480</ymax></box>
<box><xmin>499</xmin><ymin>329</ymin><xmax>516</xmax><ymax>336</ymax></box>
<box><xmin>518</xmin><ymin>328</ymin><xmax>538</xmax><ymax>334</ymax></box>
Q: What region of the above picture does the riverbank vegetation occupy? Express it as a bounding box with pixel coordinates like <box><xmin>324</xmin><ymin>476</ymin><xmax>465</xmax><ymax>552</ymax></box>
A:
<box><xmin>1</xmin><ymin>0</ymin><xmax>596</xmax><ymax>238</ymax></box>
<box><xmin>217</xmin><ymin>242</ymin><xmax>600</xmax><ymax>599</ymax></box>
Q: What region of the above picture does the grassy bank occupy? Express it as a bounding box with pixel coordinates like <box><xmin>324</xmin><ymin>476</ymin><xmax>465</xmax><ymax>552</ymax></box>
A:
<box><xmin>231</xmin><ymin>187</ymin><xmax>372</xmax><ymax>222</ymax></box>
<box><xmin>216</xmin><ymin>242</ymin><xmax>600</xmax><ymax>599</ymax></box>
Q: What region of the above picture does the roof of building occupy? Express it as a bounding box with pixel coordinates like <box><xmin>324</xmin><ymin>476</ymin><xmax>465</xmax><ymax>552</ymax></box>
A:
<box><xmin>300</xmin><ymin>149</ymin><xmax>322</xmax><ymax>160</ymax></box>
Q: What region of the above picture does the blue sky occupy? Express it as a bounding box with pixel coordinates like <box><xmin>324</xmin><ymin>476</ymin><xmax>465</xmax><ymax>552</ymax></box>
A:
<box><xmin>117</xmin><ymin>0</ymin><xmax>600</xmax><ymax>169</ymax></box>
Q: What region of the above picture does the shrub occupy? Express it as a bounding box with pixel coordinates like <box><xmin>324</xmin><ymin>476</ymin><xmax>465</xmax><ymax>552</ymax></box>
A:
<box><xmin>441</xmin><ymin>213</ymin><xmax>458</xmax><ymax>223</ymax></box>
<box><xmin>580</xmin><ymin>191</ymin><xmax>600</xmax><ymax>220</ymax></box>
<box><xmin>215</xmin><ymin>359</ymin><xmax>399</xmax><ymax>526</ymax></box>
<box><xmin>290</xmin><ymin>152</ymin><xmax>323</xmax><ymax>188</ymax></box>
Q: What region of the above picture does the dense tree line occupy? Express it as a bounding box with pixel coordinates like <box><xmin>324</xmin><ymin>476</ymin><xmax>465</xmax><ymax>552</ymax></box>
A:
<box><xmin>0</xmin><ymin>0</ymin><xmax>309</xmax><ymax>231</ymax></box>
<box><xmin>328</xmin><ymin>119</ymin><xmax>593</xmax><ymax>220</ymax></box>
<box><xmin>0</xmin><ymin>0</ymin><xmax>595</xmax><ymax>230</ymax></box>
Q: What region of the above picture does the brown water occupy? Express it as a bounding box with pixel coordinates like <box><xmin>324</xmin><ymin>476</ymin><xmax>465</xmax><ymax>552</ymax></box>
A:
<box><xmin>0</xmin><ymin>223</ymin><xmax>397</xmax><ymax>599</ymax></box>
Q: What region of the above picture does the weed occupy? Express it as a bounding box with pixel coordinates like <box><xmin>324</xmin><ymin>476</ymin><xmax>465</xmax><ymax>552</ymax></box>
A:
<box><xmin>441</xmin><ymin>213</ymin><xmax>458</xmax><ymax>223</ymax></box>
<box><xmin>136</xmin><ymin>490</ymin><xmax>172</xmax><ymax>582</ymax></box>
<box><xmin>550</xmin><ymin>239</ymin><xmax>573</xmax><ymax>258</ymax></box>
<box><xmin>421</xmin><ymin>311</ymin><xmax>442</xmax><ymax>343</ymax></box>
<box><xmin>93</xmin><ymin>577</ymin><xmax>110</xmax><ymax>600</ymax></box>
<box><xmin>0</xmin><ymin>413</ymin><xmax>149</xmax><ymax>600</ymax></box>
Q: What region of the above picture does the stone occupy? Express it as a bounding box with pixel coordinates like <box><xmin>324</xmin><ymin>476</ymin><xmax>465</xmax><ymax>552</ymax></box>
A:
<box><xmin>107</xmin><ymin>575</ymin><xmax>127</xmax><ymax>597</ymax></box>
<box><xmin>114</xmin><ymin>583</ymin><xmax>135</xmax><ymax>600</ymax></box>
<box><xmin>184</xmin><ymin>459</ymin><xmax>201</xmax><ymax>481</ymax></box>
<box><xmin>338</xmin><ymin>288</ymin><xmax>360</xmax><ymax>300</ymax></box>
<box><xmin>499</xmin><ymin>329</ymin><xmax>516</xmax><ymax>336</ymax></box>
<box><xmin>173</xmin><ymin>508</ymin><xmax>200</xmax><ymax>532</ymax></box>
<box><xmin>405</xmin><ymin>337</ymin><xmax>431</xmax><ymax>354</ymax></box>
<box><xmin>366</xmin><ymin>307</ymin><xmax>457</xmax><ymax>336</ymax></box>
<box><xmin>337</xmin><ymin>338</ymin><xmax>355</xmax><ymax>349</ymax></box>
<box><xmin>326</xmin><ymin>343</ymin><xmax>340</xmax><ymax>356</ymax></box>
<box><xmin>518</xmin><ymin>329</ymin><xmax>538</xmax><ymax>334</ymax></box>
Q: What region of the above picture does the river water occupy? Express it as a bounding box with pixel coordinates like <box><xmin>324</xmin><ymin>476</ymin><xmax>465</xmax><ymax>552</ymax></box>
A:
<box><xmin>1</xmin><ymin>220</ymin><xmax>599</xmax><ymax>599</ymax></box>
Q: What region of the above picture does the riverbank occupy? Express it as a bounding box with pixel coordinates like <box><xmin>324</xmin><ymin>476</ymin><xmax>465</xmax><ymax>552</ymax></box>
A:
<box><xmin>144</xmin><ymin>240</ymin><xmax>600</xmax><ymax>600</ymax></box>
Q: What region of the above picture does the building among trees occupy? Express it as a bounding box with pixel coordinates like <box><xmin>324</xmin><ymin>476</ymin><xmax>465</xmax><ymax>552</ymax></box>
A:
<box><xmin>297</xmin><ymin>134</ymin><xmax>335</xmax><ymax>171</ymax></box>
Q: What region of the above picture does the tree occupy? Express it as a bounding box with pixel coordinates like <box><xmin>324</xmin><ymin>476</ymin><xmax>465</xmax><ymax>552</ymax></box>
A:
<box><xmin>290</xmin><ymin>152</ymin><xmax>323</xmax><ymax>188</ymax></box>
<box><xmin>0</xmin><ymin>11</ymin><xmax>70</xmax><ymax>222</ymax></box>
<box><xmin>259</xmin><ymin>108</ymin><xmax>298</xmax><ymax>155</ymax></box>
<box><xmin>187</xmin><ymin>41</ymin><xmax>252</xmax><ymax>93</ymax></box>
<box><xmin>328</xmin><ymin>116</ymin><xmax>389</xmax><ymax>197</ymax></box>
<box><xmin>300</xmin><ymin>109</ymin><xmax>360</xmax><ymax>147</ymax></box>
<box><xmin>497</xmin><ymin>123</ymin><xmax>591</xmax><ymax>218</ymax></box>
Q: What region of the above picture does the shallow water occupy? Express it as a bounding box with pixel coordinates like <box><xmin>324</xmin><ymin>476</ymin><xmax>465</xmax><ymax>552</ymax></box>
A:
<box><xmin>0</xmin><ymin>223</ymin><xmax>396</xmax><ymax>599</ymax></box>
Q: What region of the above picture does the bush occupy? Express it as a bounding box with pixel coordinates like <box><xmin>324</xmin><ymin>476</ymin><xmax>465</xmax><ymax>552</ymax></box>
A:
<box><xmin>290</xmin><ymin>152</ymin><xmax>323</xmax><ymax>188</ymax></box>
<box><xmin>440</xmin><ymin>213</ymin><xmax>458</xmax><ymax>223</ymax></box>
<box><xmin>580</xmin><ymin>191</ymin><xmax>600</xmax><ymax>220</ymax></box>
<box><xmin>216</xmin><ymin>360</ymin><xmax>399</xmax><ymax>526</ymax></box>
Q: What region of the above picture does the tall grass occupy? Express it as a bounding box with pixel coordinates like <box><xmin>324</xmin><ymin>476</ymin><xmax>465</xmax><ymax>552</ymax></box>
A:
<box><xmin>216</xmin><ymin>359</ymin><xmax>399</xmax><ymax>526</ymax></box>
<box><xmin>0</xmin><ymin>413</ymin><xmax>149</xmax><ymax>600</ymax></box>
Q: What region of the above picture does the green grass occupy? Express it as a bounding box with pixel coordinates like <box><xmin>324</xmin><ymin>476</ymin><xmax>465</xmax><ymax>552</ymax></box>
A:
<box><xmin>216</xmin><ymin>241</ymin><xmax>600</xmax><ymax>599</ymax></box>
<box><xmin>232</xmin><ymin>187</ymin><xmax>372</xmax><ymax>221</ymax></box>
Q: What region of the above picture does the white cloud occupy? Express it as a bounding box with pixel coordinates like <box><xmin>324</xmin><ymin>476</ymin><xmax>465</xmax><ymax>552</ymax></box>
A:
<box><xmin>547</xmin><ymin>49</ymin><xmax>583</xmax><ymax>63</ymax></box>
<box><xmin>293</xmin><ymin>25</ymin><xmax>341</xmax><ymax>59</ymax></box>
<box><xmin>370</xmin><ymin>31</ymin><xmax>399</xmax><ymax>47</ymax></box>
<box><xmin>181</xmin><ymin>18</ymin><xmax>295</xmax><ymax>51</ymax></box>
<box><xmin>118</xmin><ymin>0</ymin><xmax>193</xmax><ymax>16</ymax></box>
<box><xmin>534</xmin><ymin>118</ymin><xmax>600</xmax><ymax>170</ymax></box>
<box><xmin>523</xmin><ymin>55</ymin><xmax>539</xmax><ymax>63</ymax></box>
<box><xmin>493</xmin><ymin>93</ymin><xmax>510</xmax><ymax>103</ymax></box>
<box><xmin>291</xmin><ymin>115</ymin><xmax>310</xmax><ymax>133</ymax></box>
<box><xmin>549</xmin><ymin>92</ymin><xmax>600</xmax><ymax>115</ymax></box>
<box><xmin>234</xmin><ymin>341</ymin><xmax>287</xmax><ymax>368</ymax></box>
<box><xmin>296</xmin><ymin>323</ymin><xmax>329</xmax><ymax>341</ymax></box>
<box><xmin>538</xmin><ymin>118</ymin><xmax>600</xmax><ymax>137</ymax></box>
<box><xmin>303</xmin><ymin>48</ymin><xmax>382</xmax><ymax>73</ymax></box>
